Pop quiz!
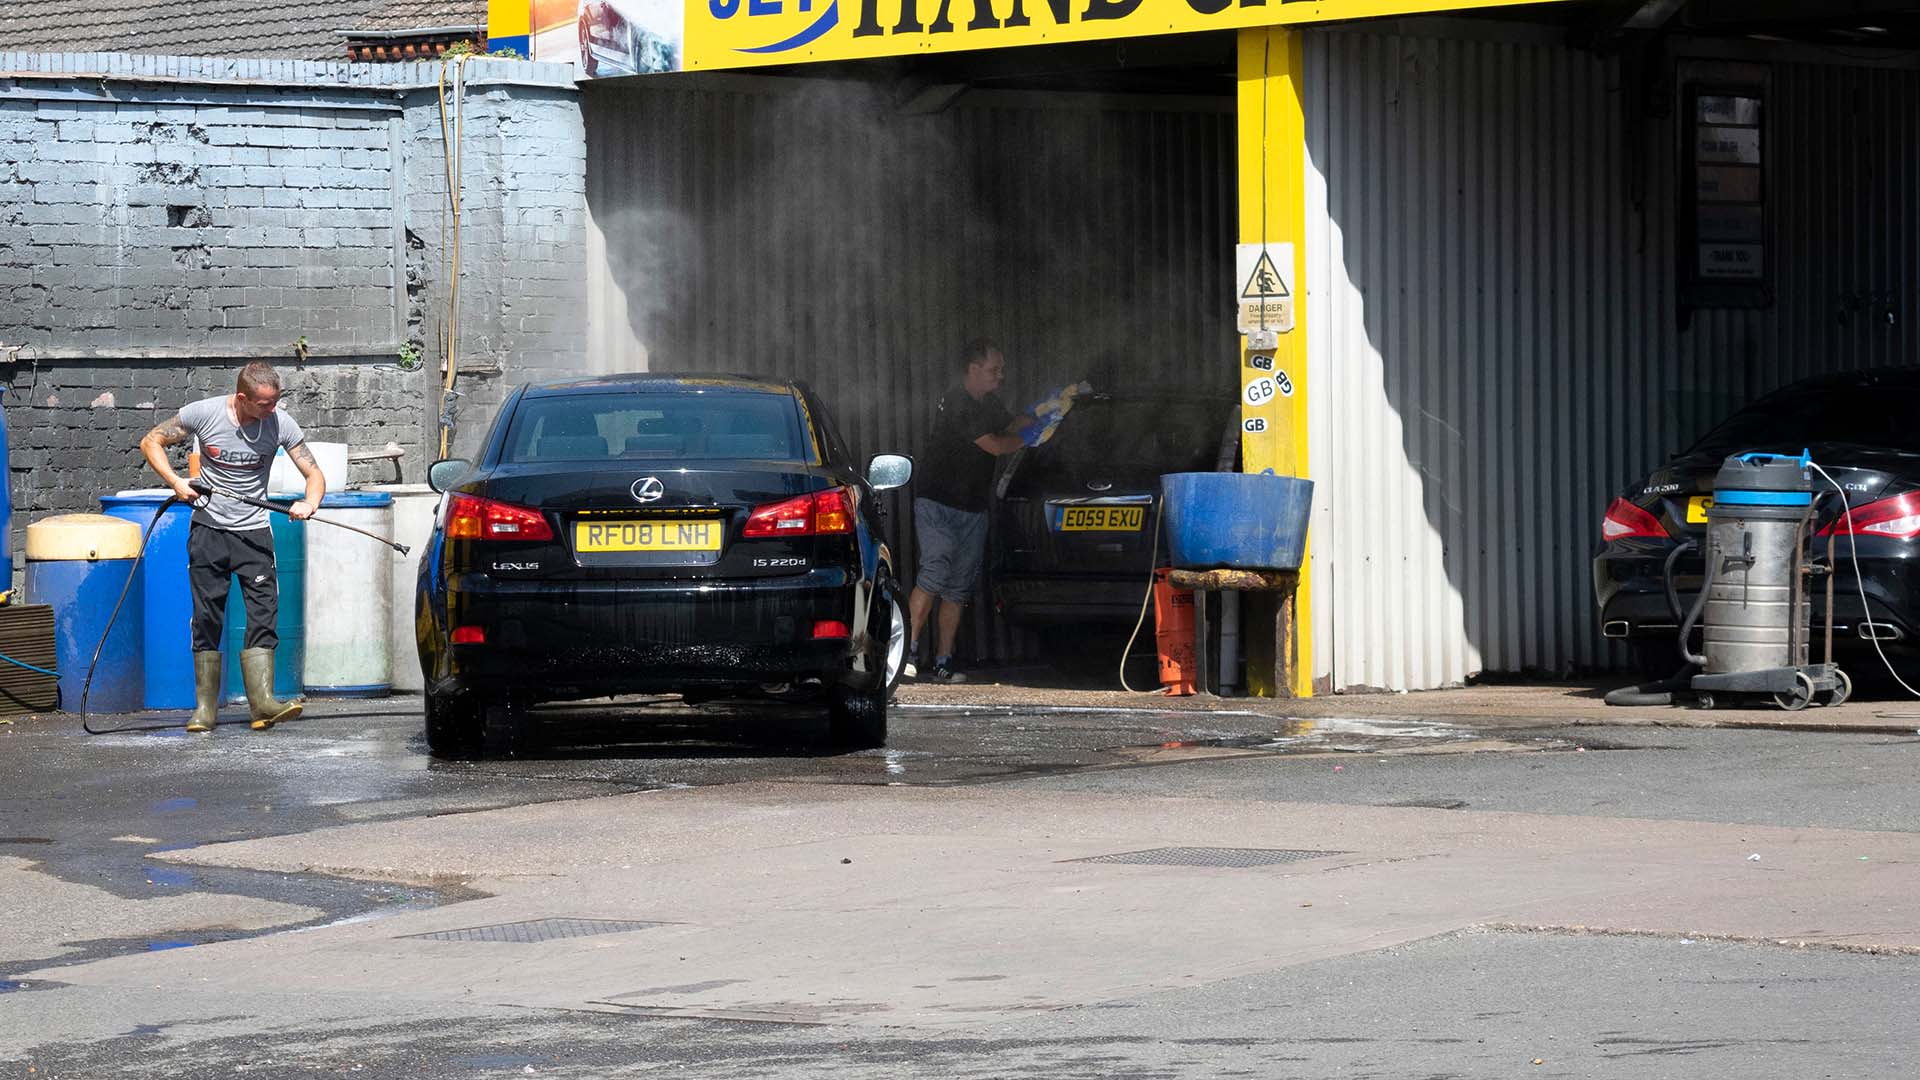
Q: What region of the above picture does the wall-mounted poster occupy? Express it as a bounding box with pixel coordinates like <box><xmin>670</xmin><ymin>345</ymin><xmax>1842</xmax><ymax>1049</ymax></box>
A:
<box><xmin>511</xmin><ymin>0</ymin><xmax>684</xmax><ymax>74</ymax></box>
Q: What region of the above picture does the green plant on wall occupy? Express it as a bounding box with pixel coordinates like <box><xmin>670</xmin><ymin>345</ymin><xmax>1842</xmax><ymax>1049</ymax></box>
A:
<box><xmin>396</xmin><ymin>341</ymin><xmax>425</xmax><ymax>372</ymax></box>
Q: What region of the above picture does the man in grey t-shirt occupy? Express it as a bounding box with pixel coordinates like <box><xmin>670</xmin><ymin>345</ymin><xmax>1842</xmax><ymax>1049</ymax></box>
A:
<box><xmin>140</xmin><ymin>362</ymin><xmax>325</xmax><ymax>734</ymax></box>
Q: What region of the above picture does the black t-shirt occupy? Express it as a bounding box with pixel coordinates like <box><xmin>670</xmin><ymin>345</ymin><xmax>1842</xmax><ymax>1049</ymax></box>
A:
<box><xmin>917</xmin><ymin>384</ymin><xmax>1012</xmax><ymax>513</ymax></box>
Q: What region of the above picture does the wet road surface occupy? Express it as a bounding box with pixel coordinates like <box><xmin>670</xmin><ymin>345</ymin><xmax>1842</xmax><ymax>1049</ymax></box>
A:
<box><xmin>6</xmin><ymin>694</ymin><xmax>1919</xmax><ymax>1078</ymax></box>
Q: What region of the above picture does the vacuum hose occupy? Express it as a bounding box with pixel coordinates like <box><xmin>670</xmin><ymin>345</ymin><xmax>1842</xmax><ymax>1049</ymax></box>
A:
<box><xmin>1603</xmin><ymin>539</ymin><xmax>1706</xmax><ymax>707</ymax></box>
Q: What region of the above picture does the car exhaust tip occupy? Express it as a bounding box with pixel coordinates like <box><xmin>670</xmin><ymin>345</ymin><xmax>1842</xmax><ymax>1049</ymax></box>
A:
<box><xmin>1602</xmin><ymin>620</ymin><xmax>1631</xmax><ymax>639</ymax></box>
<box><xmin>1858</xmin><ymin>622</ymin><xmax>1906</xmax><ymax>642</ymax></box>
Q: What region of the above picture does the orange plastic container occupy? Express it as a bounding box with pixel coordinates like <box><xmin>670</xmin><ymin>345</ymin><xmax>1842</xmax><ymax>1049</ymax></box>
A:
<box><xmin>1152</xmin><ymin>568</ymin><xmax>1196</xmax><ymax>696</ymax></box>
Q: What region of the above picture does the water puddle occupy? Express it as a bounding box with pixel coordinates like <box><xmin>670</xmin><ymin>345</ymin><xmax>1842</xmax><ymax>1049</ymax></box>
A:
<box><xmin>1143</xmin><ymin>717</ymin><xmax>1574</xmax><ymax>756</ymax></box>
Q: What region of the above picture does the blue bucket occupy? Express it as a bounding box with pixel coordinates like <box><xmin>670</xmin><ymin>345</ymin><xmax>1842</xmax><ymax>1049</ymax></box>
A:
<box><xmin>1160</xmin><ymin>472</ymin><xmax>1315</xmax><ymax>572</ymax></box>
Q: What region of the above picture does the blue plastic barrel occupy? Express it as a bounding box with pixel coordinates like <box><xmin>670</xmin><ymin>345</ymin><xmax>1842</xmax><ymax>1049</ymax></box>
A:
<box><xmin>24</xmin><ymin>514</ymin><xmax>144</xmax><ymax>714</ymax></box>
<box><xmin>219</xmin><ymin>513</ymin><xmax>307</xmax><ymax>703</ymax></box>
<box><xmin>0</xmin><ymin>386</ymin><xmax>12</xmax><ymax>594</ymax></box>
<box><xmin>1161</xmin><ymin>472</ymin><xmax>1316</xmax><ymax>572</ymax></box>
<box><xmin>100</xmin><ymin>491</ymin><xmax>196</xmax><ymax>709</ymax></box>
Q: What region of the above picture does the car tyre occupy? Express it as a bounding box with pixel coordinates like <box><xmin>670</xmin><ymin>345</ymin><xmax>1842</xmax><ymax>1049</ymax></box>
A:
<box><xmin>828</xmin><ymin>684</ymin><xmax>887</xmax><ymax>750</ymax></box>
<box><xmin>424</xmin><ymin>689</ymin><xmax>481</xmax><ymax>759</ymax></box>
<box><xmin>882</xmin><ymin>578</ymin><xmax>907</xmax><ymax>699</ymax></box>
<box><xmin>481</xmin><ymin>697</ymin><xmax>530</xmax><ymax>758</ymax></box>
<box><xmin>578</xmin><ymin>17</ymin><xmax>599</xmax><ymax>77</ymax></box>
<box><xmin>1630</xmin><ymin>639</ymin><xmax>1686</xmax><ymax>679</ymax></box>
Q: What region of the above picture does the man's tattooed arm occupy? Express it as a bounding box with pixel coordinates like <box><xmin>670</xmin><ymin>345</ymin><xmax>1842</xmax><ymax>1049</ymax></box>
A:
<box><xmin>144</xmin><ymin>415</ymin><xmax>191</xmax><ymax>448</ymax></box>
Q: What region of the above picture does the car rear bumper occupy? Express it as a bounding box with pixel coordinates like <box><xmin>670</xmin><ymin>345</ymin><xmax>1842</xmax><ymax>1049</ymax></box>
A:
<box><xmin>1595</xmin><ymin>546</ymin><xmax>1920</xmax><ymax>647</ymax></box>
<box><xmin>994</xmin><ymin>573</ymin><xmax>1151</xmax><ymax>623</ymax></box>
<box><xmin>426</xmin><ymin>568</ymin><xmax>882</xmax><ymax>699</ymax></box>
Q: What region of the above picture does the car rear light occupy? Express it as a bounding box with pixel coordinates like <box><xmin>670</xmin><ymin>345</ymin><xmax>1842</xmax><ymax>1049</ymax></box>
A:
<box><xmin>1819</xmin><ymin>491</ymin><xmax>1920</xmax><ymax>540</ymax></box>
<box><xmin>743</xmin><ymin>488</ymin><xmax>855</xmax><ymax>538</ymax></box>
<box><xmin>447</xmin><ymin>493</ymin><xmax>554</xmax><ymax>542</ymax></box>
<box><xmin>813</xmin><ymin>489</ymin><xmax>853</xmax><ymax>534</ymax></box>
<box><xmin>811</xmin><ymin>620</ymin><xmax>850</xmax><ymax>639</ymax></box>
<box><xmin>451</xmin><ymin>625</ymin><xmax>486</xmax><ymax>644</ymax></box>
<box><xmin>1601</xmin><ymin>498</ymin><xmax>1667</xmax><ymax>541</ymax></box>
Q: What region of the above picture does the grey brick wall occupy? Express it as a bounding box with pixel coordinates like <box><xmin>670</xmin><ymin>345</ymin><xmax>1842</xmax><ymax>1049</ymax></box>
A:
<box><xmin>0</xmin><ymin>54</ymin><xmax>587</xmax><ymax>589</ymax></box>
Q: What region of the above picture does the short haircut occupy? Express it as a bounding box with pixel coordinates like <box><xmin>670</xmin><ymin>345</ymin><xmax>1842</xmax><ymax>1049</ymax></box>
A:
<box><xmin>236</xmin><ymin>361</ymin><xmax>282</xmax><ymax>395</ymax></box>
<box><xmin>961</xmin><ymin>337</ymin><xmax>1001</xmax><ymax>372</ymax></box>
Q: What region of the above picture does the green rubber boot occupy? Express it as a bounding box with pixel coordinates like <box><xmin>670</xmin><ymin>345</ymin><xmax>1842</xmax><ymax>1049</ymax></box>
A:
<box><xmin>240</xmin><ymin>647</ymin><xmax>302</xmax><ymax>731</ymax></box>
<box><xmin>185</xmin><ymin>651</ymin><xmax>222</xmax><ymax>734</ymax></box>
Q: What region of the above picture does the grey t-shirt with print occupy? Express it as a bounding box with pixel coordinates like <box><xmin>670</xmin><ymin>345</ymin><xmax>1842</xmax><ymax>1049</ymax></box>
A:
<box><xmin>178</xmin><ymin>395</ymin><xmax>307</xmax><ymax>532</ymax></box>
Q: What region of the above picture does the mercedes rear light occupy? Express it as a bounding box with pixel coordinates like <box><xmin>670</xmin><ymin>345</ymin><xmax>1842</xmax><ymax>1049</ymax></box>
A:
<box><xmin>1601</xmin><ymin>498</ymin><xmax>1667</xmax><ymax>542</ymax></box>
<box><xmin>1819</xmin><ymin>491</ymin><xmax>1920</xmax><ymax>540</ymax></box>
<box><xmin>743</xmin><ymin>489</ymin><xmax>855</xmax><ymax>538</ymax></box>
<box><xmin>446</xmin><ymin>493</ymin><xmax>554</xmax><ymax>542</ymax></box>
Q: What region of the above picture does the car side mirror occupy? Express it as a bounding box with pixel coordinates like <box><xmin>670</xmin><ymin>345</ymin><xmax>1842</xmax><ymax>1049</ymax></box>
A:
<box><xmin>867</xmin><ymin>453</ymin><xmax>912</xmax><ymax>491</ymax></box>
<box><xmin>427</xmin><ymin>458</ymin><xmax>470</xmax><ymax>493</ymax></box>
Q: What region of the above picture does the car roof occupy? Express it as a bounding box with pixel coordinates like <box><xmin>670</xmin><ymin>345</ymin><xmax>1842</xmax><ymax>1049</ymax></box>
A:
<box><xmin>1769</xmin><ymin>366</ymin><xmax>1920</xmax><ymax>395</ymax></box>
<box><xmin>520</xmin><ymin>373</ymin><xmax>801</xmax><ymax>398</ymax></box>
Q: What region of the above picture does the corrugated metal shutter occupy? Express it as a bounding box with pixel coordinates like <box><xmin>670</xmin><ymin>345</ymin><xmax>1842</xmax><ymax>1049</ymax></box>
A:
<box><xmin>583</xmin><ymin>75</ymin><xmax>1238</xmax><ymax>664</ymax></box>
<box><xmin>1305</xmin><ymin>24</ymin><xmax>1920</xmax><ymax>690</ymax></box>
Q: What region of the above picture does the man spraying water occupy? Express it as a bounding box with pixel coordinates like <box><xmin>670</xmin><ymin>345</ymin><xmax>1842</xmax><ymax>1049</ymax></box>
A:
<box><xmin>139</xmin><ymin>362</ymin><xmax>325</xmax><ymax>733</ymax></box>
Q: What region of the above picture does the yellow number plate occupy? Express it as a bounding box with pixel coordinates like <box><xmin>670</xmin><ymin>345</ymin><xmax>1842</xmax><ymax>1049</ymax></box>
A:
<box><xmin>1058</xmin><ymin>506</ymin><xmax>1146</xmax><ymax>532</ymax></box>
<box><xmin>575</xmin><ymin>519</ymin><xmax>722</xmax><ymax>552</ymax></box>
<box><xmin>1686</xmin><ymin>496</ymin><xmax>1714</xmax><ymax>524</ymax></box>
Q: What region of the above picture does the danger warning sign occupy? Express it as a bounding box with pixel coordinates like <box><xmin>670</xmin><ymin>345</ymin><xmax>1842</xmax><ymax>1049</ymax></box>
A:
<box><xmin>1236</xmin><ymin>242</ymin><xmax>1294</xmax><ymax>334</ymax></box>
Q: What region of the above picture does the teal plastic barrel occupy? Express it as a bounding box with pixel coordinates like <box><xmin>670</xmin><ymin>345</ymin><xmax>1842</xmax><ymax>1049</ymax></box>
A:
<box><xmin>219</xmin><ymin>513</ymin><xmax>307</xmax><ymax>702</ymax></box>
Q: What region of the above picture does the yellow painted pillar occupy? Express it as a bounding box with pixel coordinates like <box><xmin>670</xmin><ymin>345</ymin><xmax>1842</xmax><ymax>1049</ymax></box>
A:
<box><xmin>1236</xmin><ymin>27</ymin><xmax>1312</xmax><ymax>698</ymax></box>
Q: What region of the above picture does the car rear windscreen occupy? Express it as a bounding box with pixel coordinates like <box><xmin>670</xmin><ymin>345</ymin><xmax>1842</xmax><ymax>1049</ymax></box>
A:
<box><xmin>502</xmin><ymin>391</ymin><xmax>809</xmax><ymax>463</ymax></box>
<box><xmin>1691</xmin><ymin>386</ymin><xmax>1920</xmax><ymax>456</ymax></box>
<box><xmin>1012</xmin><ymin>398</ymin><xmax>1231</xmax><ymax>490</ymax></box>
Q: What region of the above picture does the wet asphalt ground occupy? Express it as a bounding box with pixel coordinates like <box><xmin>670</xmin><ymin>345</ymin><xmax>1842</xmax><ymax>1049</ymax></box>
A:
<box><xmin>4</xmin><ymin>691</ymin><xmax>1920</xmax><ymax>1077</ymax></box>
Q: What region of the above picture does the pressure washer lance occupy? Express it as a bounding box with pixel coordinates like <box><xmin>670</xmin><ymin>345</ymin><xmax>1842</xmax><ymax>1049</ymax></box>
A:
<box><xmin>80</xmin><ymin>481</ymin><xmax>409</xmax><ymax>735</ymax></box>
<box><xmin>188</xmin><ymin>477</ymin><xmax>410</xmax><ymax>556</ymax></box>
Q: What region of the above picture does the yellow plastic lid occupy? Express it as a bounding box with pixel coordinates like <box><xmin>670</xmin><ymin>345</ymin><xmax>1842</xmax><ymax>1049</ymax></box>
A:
<box><xmin>25</xmin><ymin>514</ymin><xmax>145</xmax><ymax>561</ymax></box>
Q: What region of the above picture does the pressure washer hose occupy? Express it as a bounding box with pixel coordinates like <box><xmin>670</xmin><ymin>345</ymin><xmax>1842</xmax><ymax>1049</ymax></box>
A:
<box><xmin>1118</xmin><ymin>498</ymin><xmax>1169</xmax><ymax>694</ymax></box>
<box><xmin>78</xmin><ymin>493</ymin><xmax>183</xmax><ymax>734</ymax></box>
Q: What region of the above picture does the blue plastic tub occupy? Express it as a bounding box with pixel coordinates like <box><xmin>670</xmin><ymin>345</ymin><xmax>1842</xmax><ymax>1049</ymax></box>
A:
<box><xmin>1160</xmin><ymin>472</ymin><xmax>1315</xmax><ymax>572</ymax></box>
<box><xmin>100</xmin><ymin>492</ymin><xmax>197</xmax><ymax>709</ymax></box>
<box><xmin>25</xmin><ymin>515</ymin><xmax>145</xmax><ymax>714</ymax></box>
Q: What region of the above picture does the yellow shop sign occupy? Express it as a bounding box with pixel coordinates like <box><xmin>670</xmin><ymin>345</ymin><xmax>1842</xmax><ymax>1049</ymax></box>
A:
<box><xmin>684</xmin><ymin>0</ymin><xmax>1563</xmax><ymax>70</ymax></box>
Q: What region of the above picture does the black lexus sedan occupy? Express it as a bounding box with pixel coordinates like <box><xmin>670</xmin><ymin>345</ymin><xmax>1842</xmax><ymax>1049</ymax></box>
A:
<box><xmin>417</xmin><ymin>374</ymin><xmax>911</xmax><ymax>756</ymax></box>
<box><xmin>993</xmin><ymin>392</ymin><xmax>1238</xmax><ymax>624</ymax></box>
<box><xmin>1594</xmin><ymin>367</ymin><xmax>1920</xmax><ymax>675</ymax></box>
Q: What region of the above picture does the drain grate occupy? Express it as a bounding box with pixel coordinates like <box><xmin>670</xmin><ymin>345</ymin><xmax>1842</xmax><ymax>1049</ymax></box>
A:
<box><xmin>1068</xmin><ymin>846</ymin><xmax>1349</xmax><ymax>868</ymax></box>
<box><xmin>403</xmin><ymin>918</ymin><xmax>667</xmax><ymax>943</ymax></box>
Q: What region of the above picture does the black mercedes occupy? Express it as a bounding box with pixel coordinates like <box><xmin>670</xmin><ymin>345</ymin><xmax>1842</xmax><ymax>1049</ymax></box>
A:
<box><xmin>1594</xmin><ymin>367</ymin><xmax>1920</xmax><ymax>675</ymax></box>
<box><xmin>417</xmin><ymin>374</ymin><xmax>911</xmax><ymax>756</ymax></box>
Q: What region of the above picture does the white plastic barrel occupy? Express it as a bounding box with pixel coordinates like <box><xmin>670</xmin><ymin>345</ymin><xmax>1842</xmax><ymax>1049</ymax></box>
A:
<box><xmin>267</xmin><ymin>441</ymin><xmax>348</xmax><ymax>496</ymax></box>
<box><xmin>303</xmin><ymin>491</ymin><xmax>393</xmax><ymax>696</ymax></box>
<box><xmin>363</xmin><ymin>483</ymin><xmax>440</xmax><ymax>692</ymax></box>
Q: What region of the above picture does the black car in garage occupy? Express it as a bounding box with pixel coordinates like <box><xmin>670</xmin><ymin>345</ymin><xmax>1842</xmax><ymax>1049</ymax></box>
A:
<box><xmin>992</xmin><ymin>392</ymin><xmax>1238</xmax><ymax>624</ymax></box>
<box><xmin>417</xmin><ymin>374</ymin><xmax>911</xmax><ymax>756</ymax></box>
<box><xmin>1593</xmin><ymin>367</ymin><xmax>1920</xmax><ymax>674</ymax></box>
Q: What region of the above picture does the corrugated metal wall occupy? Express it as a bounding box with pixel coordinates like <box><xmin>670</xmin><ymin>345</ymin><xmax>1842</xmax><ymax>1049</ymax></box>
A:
<box><xmin>582</xmin><ymin>75</ymin><xmax>1238</xmax><ymax>662</ymax></box>
<box><xmin>1303</xmin><ymin>24</ymin><xmax>1920</xmax><ymax>690</ymax></box>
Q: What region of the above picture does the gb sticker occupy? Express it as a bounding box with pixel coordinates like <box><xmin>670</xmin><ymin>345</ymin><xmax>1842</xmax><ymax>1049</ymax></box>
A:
<box><xmin>1244</xmin><ymin>373</ymin><xmax>1294</xmax><ymax>407</ymax></box>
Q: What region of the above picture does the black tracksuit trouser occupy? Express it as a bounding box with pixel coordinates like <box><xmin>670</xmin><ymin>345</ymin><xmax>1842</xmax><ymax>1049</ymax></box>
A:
<box><xmin>188</xmin><ymin>523</ymin><xmax>278</xmax><ymax>653</ymax></box>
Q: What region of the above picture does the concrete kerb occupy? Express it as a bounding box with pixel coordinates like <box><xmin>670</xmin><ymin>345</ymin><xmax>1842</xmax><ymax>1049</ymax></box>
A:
<box><xmin>890</xmin><ymin>680</ymin><xmax>1920</xmax><ymax>736</ymax></box>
